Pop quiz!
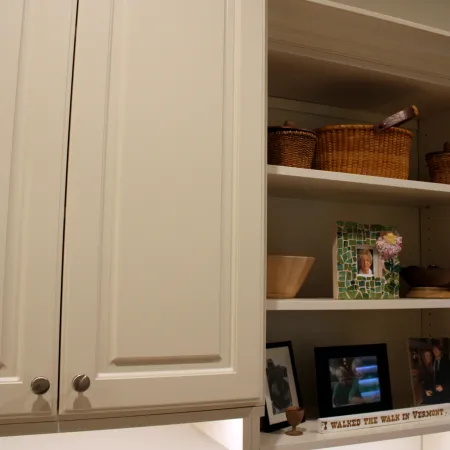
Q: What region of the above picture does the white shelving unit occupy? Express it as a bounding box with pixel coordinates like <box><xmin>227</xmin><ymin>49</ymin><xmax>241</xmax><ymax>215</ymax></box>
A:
<box><xmin>261</xmin><ymin>1</ymin><xmax>450</xmax><ymax>450</ymax></box>
<box><xmin>266</xmin><ymin>299</ymin><xmax>450</xmax><ymax>311</ymax></box>
<box><xmin>261</xmin><ymin>416</ymin><xmax>450</xmax><ymax>450</ymax></box>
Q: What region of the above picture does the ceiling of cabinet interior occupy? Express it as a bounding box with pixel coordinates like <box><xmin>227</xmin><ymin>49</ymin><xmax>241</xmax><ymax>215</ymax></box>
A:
<box><xmin>330</xmin><ymin>0</ymin><xmax>450</xmax><ymax>33</ymax></box>
<box><xmin>268</xmin><ymin>50</ymin><xmax>450</xmax><ymax>118</ymax></box>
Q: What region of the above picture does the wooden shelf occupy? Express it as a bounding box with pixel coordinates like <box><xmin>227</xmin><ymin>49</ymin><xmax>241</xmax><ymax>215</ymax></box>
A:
<box><xmin>260</xmin><ymin>416</ymin><xmax>450</xmax><ymax>450</ymax></box>
<box><xmin>266</xmin><ymin>298</ymin><xmax>450</xmax><ymax>311</ymax></box>
<box><xmin>267</xmin><ymin>165</ymin><xmax>450</xmax><ymax>206</ymax></box>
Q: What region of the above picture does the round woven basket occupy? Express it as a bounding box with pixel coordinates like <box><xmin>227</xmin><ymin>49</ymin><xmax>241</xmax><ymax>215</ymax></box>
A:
<box><xmin>427</xmin><ymin>143</ymin><xmax>450</xmax><ymax>184</ymax></box>
<box><xmin>315</xmin><ymin>125</ymin><xmax>413</xmax><ymax>179</ymax></box>
<box><xmin>268</xmin><ymin>121</ymin><xmax>317</xmax><ymax>169</ymax></box>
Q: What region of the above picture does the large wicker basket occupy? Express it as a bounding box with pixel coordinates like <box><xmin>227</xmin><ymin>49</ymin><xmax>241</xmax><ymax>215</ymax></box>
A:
<box><xmin>427</xmin><ymin>143</ymin><xmax>450</xmax><ymax>184</ymax></box>
<box><xmin>314</xmin><ymin>106</ymin><xmax>418</xmax><ymax>179</ymax></box>
<box><xmin>268</xmin><ymin>121</ymin><xmax>317</xmax><ymax>169</ymax></box>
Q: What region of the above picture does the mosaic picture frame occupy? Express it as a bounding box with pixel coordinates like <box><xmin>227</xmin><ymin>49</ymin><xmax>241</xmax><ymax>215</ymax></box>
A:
<box><xmin>333</xmin><ymin>221</ymin><xmax>401</xmax><ymax>300</ymax></box>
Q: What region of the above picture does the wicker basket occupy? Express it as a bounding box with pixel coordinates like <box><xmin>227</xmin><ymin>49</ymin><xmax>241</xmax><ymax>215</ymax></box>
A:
<box><xmin>314</xmin><ymin>106</ymin><xmax>419</xmax><ymax>179</ymax></box>
<box><xmin>427</xmin><ymin>143</ymin><xmax>450</xmax><ymax>184</ymax></box>
<box><xmin>268</xmin><ymin>121</ymin><xmax>317</xmax><ymax>169</ymax></box>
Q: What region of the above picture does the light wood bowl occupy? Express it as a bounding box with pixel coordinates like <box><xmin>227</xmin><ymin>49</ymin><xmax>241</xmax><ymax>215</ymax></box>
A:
<box><xmin>267</xmin><ymin>255</ymin><xmax>315</xmax><ymax>299</ymax></box>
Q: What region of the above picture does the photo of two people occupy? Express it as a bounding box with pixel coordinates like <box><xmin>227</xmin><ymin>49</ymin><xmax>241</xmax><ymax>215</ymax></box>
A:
<box><xmin>329</xmin><ymin>356</ymin><xmax>381</xmax><ymax>408</ymax></box>
<box><xmin>408</xmin><ymin>338</ymin><xmax>450</xmax><ymax>405</ymax></box>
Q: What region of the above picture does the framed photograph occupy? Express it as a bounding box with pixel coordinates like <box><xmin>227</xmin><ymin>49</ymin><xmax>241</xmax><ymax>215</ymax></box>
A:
<box><xmin>333</xmin><ymin>221</ymin><xmax>402</xmax><ymax>299</ymax></box>
<box><xmin>408</xmin><ymin>338</ymin><xmax>450</xmax><ymax>406</ymax></box>
<box><xmin>263</xmin><ymin>341</ymin><xmax>304</xmax><ymax>432</ymax></box>
<box><xmin>315</xmin><ymin>343</ymin><xmax>392</xmax><ymax>418</ymax></box>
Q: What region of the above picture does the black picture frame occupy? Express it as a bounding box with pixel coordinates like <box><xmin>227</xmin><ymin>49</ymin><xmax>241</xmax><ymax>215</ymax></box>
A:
<box><xmin>262</xmin><ymin>341</ymin><xmax>304</xmax><ymax>432</ymax></box>
<box><xmin>315</xmin><ymin>343</ymin><xmax>392</xmax><ymax>418</ymax></box>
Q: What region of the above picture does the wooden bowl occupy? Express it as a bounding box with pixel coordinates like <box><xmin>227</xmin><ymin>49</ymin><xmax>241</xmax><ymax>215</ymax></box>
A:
<box><xmin>267</xmin><ymin>256</ymin><xmax>315</xmax><ymax>299</ymax></box>
<box><xmin>401</xmin><ymin>266</ymin><xmax>450</xmax><ymax>288</ymax></box>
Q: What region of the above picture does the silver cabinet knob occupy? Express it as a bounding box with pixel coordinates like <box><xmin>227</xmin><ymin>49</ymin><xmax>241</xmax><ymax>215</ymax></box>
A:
<box><xmin>31</xmin><ymin>377</ymin><xmax>50</xmax><ymax>395</ymax></box>
<box><xmin>72</xmin><ymin>374</ymin><xmax>90</xmax><ymax>393</ymax></box>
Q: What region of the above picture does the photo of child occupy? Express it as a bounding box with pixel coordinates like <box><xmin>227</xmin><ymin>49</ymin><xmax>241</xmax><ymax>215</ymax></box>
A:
<box><xmin>329</xmin><ymin>356</ymin><xmax>381</xmax><ymax>408</ymax></box>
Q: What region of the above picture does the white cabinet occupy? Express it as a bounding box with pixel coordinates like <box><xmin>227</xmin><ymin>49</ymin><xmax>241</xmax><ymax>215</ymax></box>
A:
<box><xmin>0</xmin><ymin>0</ymin><xmax>75</xmax><ymax>418</ymax></box>
<box><xmin>60</xmin><ymin>0</ymin><xmax>266</xmax><ymax>414</ymax></box>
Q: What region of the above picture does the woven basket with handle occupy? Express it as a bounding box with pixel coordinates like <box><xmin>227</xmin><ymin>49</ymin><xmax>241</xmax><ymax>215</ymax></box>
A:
<box><xmin>268</xmin><ymin>121</ymin><xmax>317</xmax><ymax>169</ymax></box>
<box><xmin>427</xmin><ymin>142</ymin><xmax>450</xmax><ymax>185</ymax></box>
<box><xmin>314</xmin><ymin>106</ymin><xmax>419</xmax><ymax>179</ymax></box>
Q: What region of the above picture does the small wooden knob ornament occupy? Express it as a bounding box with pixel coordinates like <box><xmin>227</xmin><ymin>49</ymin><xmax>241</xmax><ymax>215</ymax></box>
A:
<box><xmin>285</xmin><ymin>406</ymin><xmax>305</xmax><ymax>436</ymax></box>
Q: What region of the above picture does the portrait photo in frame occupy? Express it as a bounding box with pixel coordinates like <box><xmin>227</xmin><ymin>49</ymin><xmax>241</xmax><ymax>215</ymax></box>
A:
<box><xmin>262</xmin><ymin>341</ymin><xmax>304</xmax><ymax>432</ymax></box>
<box><xmin>315</xmin><ymin>343</ymin><xmax>393</xmax><ymax>418</ymax></box>
<box><xmin>333</xmin><ymin>221</ymin><xmax>402</xmax><ymax>300</ymax></box>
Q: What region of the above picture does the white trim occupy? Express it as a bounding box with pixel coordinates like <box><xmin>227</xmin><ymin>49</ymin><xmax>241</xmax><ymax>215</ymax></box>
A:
<box><xmin>266</xmin><ymin>299</ymin><xmax>450</xmax><ymax>311</ymax></box>
<box><xmin>267</xmin><ymin>166</ymin><xmax>450</xmax><ymax>207</ymax></box>
<box><xmin>304</xmin><ymin>0</ymin><xmax>450</xmax><ymax>37</ymax></box>
<box><xmin>0</xmin><ymin>406</ymin><xmax>263</xmax><ymax>437</ymax></box>
<box><xmin>260</xmin><ymin>414</ymin><xmax>450</xmax><ymax>450</ymax></box>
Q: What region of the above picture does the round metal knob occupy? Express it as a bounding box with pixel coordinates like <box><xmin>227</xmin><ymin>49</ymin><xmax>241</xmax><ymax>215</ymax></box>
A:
<box><xmin>72</xmin><ymin>374</ymin><xmax>90</xmax><ymax>393</ymax></box>
<box><xmin>31</xmin><ymin>377</ymin><xmax>50</xmax><ymax>395</ymax></box>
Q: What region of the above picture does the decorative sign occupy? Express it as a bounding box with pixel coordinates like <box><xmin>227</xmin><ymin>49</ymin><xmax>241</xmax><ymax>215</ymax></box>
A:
<box><xmin>318</xmin><ymin>404</ymin><xmax>450</xmax><ymax>434</ymax></box>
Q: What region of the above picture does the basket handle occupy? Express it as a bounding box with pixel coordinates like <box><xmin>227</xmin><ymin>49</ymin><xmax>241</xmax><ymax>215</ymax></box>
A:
<box><xmin>373</xmin><ymin>106</ymin><xmax>419</xmax><ymax>133</ymax></box>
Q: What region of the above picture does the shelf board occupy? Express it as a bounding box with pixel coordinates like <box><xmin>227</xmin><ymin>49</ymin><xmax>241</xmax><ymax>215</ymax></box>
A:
<box><xmin>260</xmin><ymin>416</ymin><xmax>450</xmax><ymax>450</ymax></box>
<box><xmin>266</xmin><ymin>298</ymin><xmax>450</xmax><ymax>311</ymax></box>
<box><xmin>267</xmin><ymin>165</ymin><xmax>450</xmax><ymax>206</ymax></box>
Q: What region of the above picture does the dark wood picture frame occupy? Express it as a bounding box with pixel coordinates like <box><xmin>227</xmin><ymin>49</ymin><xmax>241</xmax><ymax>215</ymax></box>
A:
<box><xmin>262</xmin><ymin>341</ymin><xmax>304</xmax><ymax>432</ymax></box>
<box><xmin>315</xmin><ymin>343</ymin><xmax>392</xmax><ymax>418</ymax></box>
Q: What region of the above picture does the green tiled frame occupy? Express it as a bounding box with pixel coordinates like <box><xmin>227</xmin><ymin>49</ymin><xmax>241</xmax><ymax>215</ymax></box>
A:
<box><xmin>336</xmin><ymin>221</ymin><xmax>400</xmax><ymax>300</ymax></box>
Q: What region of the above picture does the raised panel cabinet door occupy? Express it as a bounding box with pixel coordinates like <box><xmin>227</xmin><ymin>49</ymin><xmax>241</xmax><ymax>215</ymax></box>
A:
<box><xmin>0</xmin><ymin>0</ymin><xmax>75</xmax><ymax>418</ymax></box>
<box><xmin>60</xmin><ymin>0</ymin><xmax>266</xmax><ymax>414</ymax></box>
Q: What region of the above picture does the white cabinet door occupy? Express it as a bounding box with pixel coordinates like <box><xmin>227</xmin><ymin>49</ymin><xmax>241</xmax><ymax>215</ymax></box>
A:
<box><xmin>60</xmin><ymin>0</ymin><xmax>266</xmax><ymax>414</ymax></box>
<box><xmin>0</xmin><ymin>0</ymin><xmax>75</xmax><ymax>418</ymax></box>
